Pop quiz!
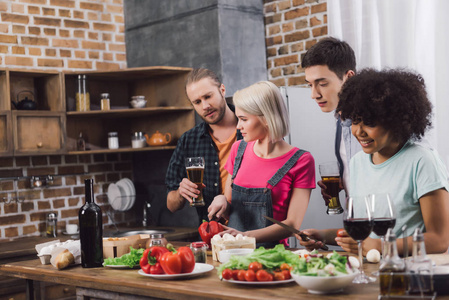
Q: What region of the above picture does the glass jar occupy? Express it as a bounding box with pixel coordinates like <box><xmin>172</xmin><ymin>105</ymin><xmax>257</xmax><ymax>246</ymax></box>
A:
<box><xmin>108</xmin><ymin>132</ymin><xmax>119</xmax><ymax>149</ymax></box>
<box><xmin>76</xmin><ymin>75</ymin><xmax>90</xmax><ymax>111</ymax></box>
<box><xmin>147</xmin><ymin>233</ymin><xmax>167</xmax><ymax>248</ymax></box>
<box><xmin>100</xmin><ymin>93</ymin><xmax>110</xmax><ymax>110</ymax></box>
<box><xmin>190</xmin><ymin>241</ymin><xmax>208</xmax><ymax>263</ymax></box>
<box><xmin>131</xmin><ymin>132</ymin><xmax>146</xmax><ymax>148</ymax></box>
<box><xmin>46</xmin><ymin>212</ymin><xmax>57</xmax><ymax>237</ymax></box>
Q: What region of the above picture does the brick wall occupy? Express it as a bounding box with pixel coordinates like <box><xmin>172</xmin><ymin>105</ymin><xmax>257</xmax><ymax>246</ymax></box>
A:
<box><xmin>0</xmin><ymin>0</ymin><xmax>126</xmax><ymax>70</ymax></box>
<box><xmin>0</xmin><ymin>0</ymin><xmax>129</xmax><ymax>240</ymax></box>
<box><xmin>264</xmin><ymin>0</ymin><xmax>328</xmax><ymax>86</ymax></box>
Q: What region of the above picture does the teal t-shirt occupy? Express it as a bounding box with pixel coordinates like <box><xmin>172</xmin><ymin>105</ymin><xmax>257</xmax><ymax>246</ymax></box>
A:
<box><xmin>350</xmin><ymin>140</ymin><xmax>449</xmax><ymax>238</ymax></box>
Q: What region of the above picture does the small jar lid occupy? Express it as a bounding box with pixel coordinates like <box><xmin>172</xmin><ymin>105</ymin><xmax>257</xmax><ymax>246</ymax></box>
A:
<box><xmin>108</xmin><ymin>132</ymin><xmax>118</xmax><ymax>137</ymax></box>
<box><xmin>191</xmin><ymin>241</ymin><xmax>208</xmax><ymax>249</ymax></box>
<box><xmin>150</xmin><ymin>233</ymin><xmax>164</xmax><ymax>239</ymax></box>
<box><xmin>101</xmin><ymin>93</ymin><xmax>109</xmax><ymax>98</ymax></box>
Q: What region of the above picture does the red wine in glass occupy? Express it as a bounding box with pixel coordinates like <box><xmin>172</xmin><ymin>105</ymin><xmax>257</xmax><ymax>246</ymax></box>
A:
<box><xmin>344</xmin><ymin>218</ymin><xmax>373</xmax><ymax>241</ymax></box>
<box><xmin>373</xmin><ymin>218</ymin><xmax>396</xmax><ymax>236</ymax></box>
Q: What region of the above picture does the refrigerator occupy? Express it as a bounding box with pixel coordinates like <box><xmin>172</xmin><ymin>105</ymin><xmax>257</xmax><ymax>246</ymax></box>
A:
<box><xmin>281</xmin><ymin>87</ymin><xmax>344</xmax><ymax>248</ymax></box>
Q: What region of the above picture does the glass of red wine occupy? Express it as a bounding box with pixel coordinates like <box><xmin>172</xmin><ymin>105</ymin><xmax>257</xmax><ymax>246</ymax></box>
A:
<box><xmin>343</xmin><ymin>195</ymin><xmax>374</xmax><ymax>284</ymax></box>
<box><xmin>369</xmin><ymin>193</ymin><xmax>396</xmax><ymax>260</ymax></box>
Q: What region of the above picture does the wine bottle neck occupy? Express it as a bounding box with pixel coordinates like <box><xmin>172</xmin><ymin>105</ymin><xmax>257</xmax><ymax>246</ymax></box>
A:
<box><xmin>84</xmin><ymin>179</ymin><xmax>94</xmax><ymax>204</ymax></box>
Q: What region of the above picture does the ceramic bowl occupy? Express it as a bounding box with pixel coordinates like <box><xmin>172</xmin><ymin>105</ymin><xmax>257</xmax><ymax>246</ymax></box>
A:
<box><xmin>130</xmin><ymin>99</ymin><xmax>147</xmax><ymax>108</ymax></box>
<box><xmin>291</xmin><ymin>271</ymin><xmax>358</xmax><ymax>294</ymax></box>
<box><xmin>218</xmin><ymin>248</ymin><xmax>254</xmax><ymax>263</ymax></box>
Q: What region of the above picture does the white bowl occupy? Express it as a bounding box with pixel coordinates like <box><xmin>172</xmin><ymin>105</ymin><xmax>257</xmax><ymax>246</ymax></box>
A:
<box><xmin>218</xmin><ymin>248</ymin><xmax>254</xmax><ymax>263</ymax></box>
<box><xmin>291</xmin><ymin>271</ymin><xmax>358</xmax><ymax>294</ymax></box>
<box><xmin>130</xmin><ymin>99</ymin><xmax>147</xmax><ymax>108</ymax></box>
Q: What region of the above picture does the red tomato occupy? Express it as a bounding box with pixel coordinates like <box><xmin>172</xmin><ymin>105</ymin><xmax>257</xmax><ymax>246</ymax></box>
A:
<box><xmin>177</xmin><ymin>247</ymin><xmax>195</xmax><ymax>273</ymax></box>
<box><xmin>222</xmin><ymin>268</ymin><xmax>233</xmax><ymax>280</ymax></box>
<box><xmin>280</xmin><ymin>263</ymin><xmax>292</xmax><ymax>271</ymax></box>
<box><xmin>337</xmin><ymin>228</ymin><xmax>346</xmax><ymax>237</ymax></box>
<box><xmin>256</xmin><ymin>269</ymin><xmax>273</xmax><ymax>281</ymax></box>
<box><xmin>248</xmin><ymin>261</ymin><xmax>263</xmax><ymax>273</ymax></box>
<box><xmin>237</xmin><ymin>270</ymin><xmax>246</xmax><ymax>281</ymax></box>
<box><xmin>274</xmin><ymin>271</ymin><xmax>285</xmax><ymax>281</ymax></box>
<box><xmin>282</xmin><ymin>269</ymin><xmax>291</xmax><ymax>280</ymax></box>
<box><xmin>232</xmin><ymin>269</ymin><xmax>240</xmax><ymax>280</ymax></box>
<box><xmin>159</xmin><ymin>252</ymin><xmax>182</xmax><ymax>274</ymax></box>
<box><xmin>245</xmin><ymin>269</ymin><xmax>256</xmax><ymax>281</ymax></box>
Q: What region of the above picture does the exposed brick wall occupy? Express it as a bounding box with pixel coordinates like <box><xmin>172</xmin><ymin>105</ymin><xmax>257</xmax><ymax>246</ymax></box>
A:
<box><xmin>0</xmin><ymin>0</ymin><xmax>129</xmax><ymax>240</ymax></box>
<box><xmin>0</xmin><ymin>153</ymin><xmax>133</xmax><ymax>240</ymax></box>
<box><xmin>263</xmin><ymin>0</ymin><xmax>328</xmax><ymax>86</ymax></box>
<box><xmin>0</xmin><ymin>0</ymin><xmax>126</xmax><ymax>70</ymax></box>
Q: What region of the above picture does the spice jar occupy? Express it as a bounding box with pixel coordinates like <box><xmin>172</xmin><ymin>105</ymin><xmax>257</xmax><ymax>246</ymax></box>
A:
<box><xmin>76</xmin><ymin>75</ymin><xmax>90</xmax><ymax>111</ymax></box>
<box><xmin>101</xmin><ymin>93</ymin><xmax>110</xmax><ymax>110</ymax></box>
<box><xmin>190</xmin><ymin>242</ymin><xmax>208</xmax><ymax>263</ymax></box>
<box><xmin>108</xmin><ymin>132</ymin><xmax>119</xmax><ymax>149</ymax></box>
<box><xmin>131</xmin><ymin>132</ymin><xmax>146</xmax><ymax>148</ymax></box>
<box><xmin>46</xmin><ymin>212</ymin><xmax>58</xmax><ymax>237</ymax></box>
<box><xmin>147</xmin><ymin>233</ymin><xmax>168</xmax><ymax>248</ymax></box>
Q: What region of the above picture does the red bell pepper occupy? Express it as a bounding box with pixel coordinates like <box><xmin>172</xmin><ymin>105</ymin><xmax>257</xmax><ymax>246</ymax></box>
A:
<box><xmin>139</xmin><ymin>246</ymin><xmax>170</xmax><ymax>274</ymax></box>
<box><xmin>159</xmin><ymin>246</ymin><xmax>196</xmax><ymax>274</ymax></box>
<box><xmin>198</xmin><ymin>220</ymin><xmax>223</xmax><ymax>247</ymax></box>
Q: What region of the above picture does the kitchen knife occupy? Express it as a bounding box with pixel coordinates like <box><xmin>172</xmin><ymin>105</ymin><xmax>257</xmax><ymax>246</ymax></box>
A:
<box><xmin>263</xmin><ymin>215</ymin><xmax>329</xmax><ymax>251</ymax></box>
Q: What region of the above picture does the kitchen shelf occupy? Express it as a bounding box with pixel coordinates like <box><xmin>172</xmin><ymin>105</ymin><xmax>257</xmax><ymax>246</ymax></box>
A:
<box><xmin>66</xmin><ymin>106</ymin><xmax>193</xmax><ymax>118</ymax></box>
<box><xmin>67</xmin><ymin>145</ymin><xmax>176</xmax><ymax>155</ymax></box>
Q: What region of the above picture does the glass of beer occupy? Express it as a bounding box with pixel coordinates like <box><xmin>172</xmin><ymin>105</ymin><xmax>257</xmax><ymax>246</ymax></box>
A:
<box><xmin>185</xmin><ymin>157</ymin><xmax>205</xmax><ymax>207</ymax></box>
<box><xmin>319</xmin><ymin>161</ymin><xmax>344</xmax><ymax>215</ymax></box>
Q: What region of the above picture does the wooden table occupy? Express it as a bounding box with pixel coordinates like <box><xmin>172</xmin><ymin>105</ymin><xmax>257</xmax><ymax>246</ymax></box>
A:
<box><xmin>1</xmin><ymin>248</ymin><xmax>448</xmax><ymax>300</ymax></box>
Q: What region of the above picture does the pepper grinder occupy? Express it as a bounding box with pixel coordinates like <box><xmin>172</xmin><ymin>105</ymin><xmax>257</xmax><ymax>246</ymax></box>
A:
<box><xmin>46</xmin><ymin>212</ymin><xmax>58</xmax><ymax>237</ymax></box>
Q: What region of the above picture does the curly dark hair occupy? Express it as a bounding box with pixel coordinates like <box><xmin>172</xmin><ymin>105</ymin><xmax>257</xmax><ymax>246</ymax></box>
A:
<box><xmin>336</xmin><ymin>68</ymin><xmax>432</xmax><ymax>143</ymax></box>
<box><xmin>301</xmin><ymin>37</ymin><xmax>356</xmax><ymax>80</ymax></box>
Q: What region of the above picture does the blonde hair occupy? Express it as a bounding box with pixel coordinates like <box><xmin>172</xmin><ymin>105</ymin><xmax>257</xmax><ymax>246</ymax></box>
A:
<box><xmin>233</xmin><ymin>81</ymin><xmax>289</xmax><ymax>142</ymax></box>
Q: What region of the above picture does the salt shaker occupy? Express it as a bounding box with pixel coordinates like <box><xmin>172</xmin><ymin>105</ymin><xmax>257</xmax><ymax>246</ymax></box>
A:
<box><xmin>46</xmin><ymin>212</ymin><xmax>58</xmax><ymax>237</ymax></box>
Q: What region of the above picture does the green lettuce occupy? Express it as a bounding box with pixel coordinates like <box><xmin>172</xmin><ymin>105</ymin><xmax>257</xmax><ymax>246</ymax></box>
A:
<box><xmin>217</xmin><ymin>244</ymin><xmax>301</xmax><ymax>274</ymax></box>
<box><xmin>103</xmin><ymin>247</ymin><xmax>144</xmax><ymax>268</ymax></box>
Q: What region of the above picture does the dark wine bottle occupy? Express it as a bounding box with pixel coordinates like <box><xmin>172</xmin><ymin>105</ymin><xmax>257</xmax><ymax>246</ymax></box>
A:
<box><xmin>79</xmin><ymin>178</ymin><xmax>103</xmax><ymax>268</ymax></box>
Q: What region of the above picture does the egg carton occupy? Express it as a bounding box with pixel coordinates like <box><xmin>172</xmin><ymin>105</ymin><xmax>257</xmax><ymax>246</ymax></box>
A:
<box><xmin>211</xmin><ymin>234</ymin><xmax>256</xmax><ymax>262</ymax></box>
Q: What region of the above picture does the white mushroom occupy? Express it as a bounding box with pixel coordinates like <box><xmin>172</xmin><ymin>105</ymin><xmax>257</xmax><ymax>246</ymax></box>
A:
<box><xmin>366</xmin><ymin>249</ymin><xmax>381</xmax><ymax>263</ymax></box>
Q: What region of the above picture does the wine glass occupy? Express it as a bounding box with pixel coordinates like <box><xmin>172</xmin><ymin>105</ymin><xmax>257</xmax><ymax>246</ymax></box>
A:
<box><xmin>369</xmin><ymin>193</ymin><xmax>396</xmax><ymax>259</ymax></box>
<box><xmin>343</xmin><ymin>195</ymin><xmax>375</xmax><ymax>284</ymax></box>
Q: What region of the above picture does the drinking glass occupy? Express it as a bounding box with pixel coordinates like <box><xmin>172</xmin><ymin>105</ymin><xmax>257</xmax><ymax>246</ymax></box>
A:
<box><xmin>369</xmin><ymin>193</ymin><xmax>396</xmax><ymax>260</ymax></box>
<box><xmin>185</xmin><ymin>157</ymin><xmax>205</xmax><ymax>207</ymax></box>
<box><xmin>343</xmin><ymin>195</ymin><xmax>375</xmax><ymax>283</ymax></box>
<box><xmin>318</xmin><ymin>161</ymin><xmax>344</xmax><ymax>215</ymax></box>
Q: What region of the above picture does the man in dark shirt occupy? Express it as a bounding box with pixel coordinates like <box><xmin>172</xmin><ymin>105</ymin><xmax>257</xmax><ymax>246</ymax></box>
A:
<box><xmin>165</xmin><ymin>68</ymin><xmax>242</xmax><ymax>222</ymax></box>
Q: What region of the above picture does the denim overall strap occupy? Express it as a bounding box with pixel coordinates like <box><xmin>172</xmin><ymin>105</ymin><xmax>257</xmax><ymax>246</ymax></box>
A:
<box><xmin>231</xmin><ymin>140</ymin><xmax>247</xmax><ymax>180</ymax></box>
<box><xmin>267</xmin><ymin>149</ymin><xmax>306</xmax><ymax>188</ymax></box>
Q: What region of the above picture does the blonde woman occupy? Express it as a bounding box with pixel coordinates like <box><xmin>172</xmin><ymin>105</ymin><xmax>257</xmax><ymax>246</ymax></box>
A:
<box><xmin>208</xmin><ymin>81</ymin><xmax>316</xmax><ymax>247</ymax></box>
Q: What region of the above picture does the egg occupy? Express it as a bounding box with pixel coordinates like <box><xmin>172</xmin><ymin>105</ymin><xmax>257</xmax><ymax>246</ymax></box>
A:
<box><xmin>366</xmin><ymin>249</ymin><xmax>381</xmax><ymax>263</ymax></box>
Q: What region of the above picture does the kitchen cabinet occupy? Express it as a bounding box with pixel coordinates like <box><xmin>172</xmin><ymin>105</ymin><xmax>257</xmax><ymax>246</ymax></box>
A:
<box><xmin>64</xmin><ymin>66</ymin><xmax>195</xmax><ymax>154</ymax></box>
<box><xmin>0</xmin><ymin>68</ymin><xmax>66</xmax><ymax>157</ymax></box>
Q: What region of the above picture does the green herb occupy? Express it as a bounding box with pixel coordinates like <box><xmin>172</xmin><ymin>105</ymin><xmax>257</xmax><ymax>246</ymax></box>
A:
<box><xmin>217</xmin><ymin>244</ymin><xmax>300</xmax><ymax>274</ymax></box>
<box><xmin>293</xmin><ymin>250</ymin><xmax>350</xmax><ymax>277</ymax></box>
<box><xmin>103</xmin><ymin>247</ymin><xmax>144</xmax><ymax>268</ymax></box>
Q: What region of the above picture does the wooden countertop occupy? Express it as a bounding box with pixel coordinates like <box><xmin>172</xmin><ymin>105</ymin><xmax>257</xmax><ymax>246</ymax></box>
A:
<box><xmin>2</xmin><ymin>247</ymin><xmax>448</xmax><ymax>300</ymax></box>
<box><xmin>0</xmin><ymin>226</ymin><xmax>198</xmax><ymax>261</ymax></box>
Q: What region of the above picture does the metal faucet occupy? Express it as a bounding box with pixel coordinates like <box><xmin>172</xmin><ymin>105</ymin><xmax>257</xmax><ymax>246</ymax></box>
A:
<box><xmin>142</xmin><ymin>201</ymin><xmax>151</xmax><ymax>227</ymax></box>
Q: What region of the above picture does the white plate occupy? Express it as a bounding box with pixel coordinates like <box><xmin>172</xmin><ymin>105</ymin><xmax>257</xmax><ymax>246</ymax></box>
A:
<box><xmin>122</xmin><ymin>178</ymin><xmax>135</xmax><ymax>210</ymax></box>
<box><xmin>103</xmin><ymin>263</ymin><xmax>140</xmax><ymax>269</ymax></box>
<box><xmin>137</xmin><ymin>263</ymin><xmax>214</xmax><ymax>279</ymax></box>
<box><xmin>107</xmin><ymin>183</ymin><xmax>122</xmax><ymax>211</ymax></box>
<box><xmin>116</xmin><ymin>180</ymin><xmax>130</xmax><ymax>211</ymax></box>
<box><xmin>62</xmin><ymin>231</ymin><xmax>79</xmax><ymax>235</ymax></box>
<box><xmin>222</xmin><ymin>278</ymin><xmax>295</xmax><ymax>285</ymax></box>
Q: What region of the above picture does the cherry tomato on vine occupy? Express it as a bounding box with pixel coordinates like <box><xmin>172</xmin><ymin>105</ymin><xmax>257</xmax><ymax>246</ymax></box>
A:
<box><xmin>237</xmin><ymin>270</ymin><xmax>246</xmax><ymax>281</ymax></box>
<box><xmin>274</xmin><ymin>271</ymin><xmax>286</xmax><ymax>281</ymax></box>
<box><xmin>222</xmin><ymin>268</ymin><xmax>233</xmax><ymax>280</ymax></box>
<box><xmin>232</xmin><ymin>269</ymin><xmax>240</xmax><ymax>280</ymax></box>
<box><xmin>280</xmin><ymin>263</ymin><xmax>292</xmax><ymax>271</ymax></box>
<box><xmin>245</xmin><ymin>269</ymin><xmax>256</xmax><ymax>281</ymax></box>
<box><xmin>248</xmin><ymin>261</ymin><xmax>263</xmax><ymax>273</ymax></box>
<box><xmin>282</xmin><ymin>269</ymin><xmax>291</xmax><ymax>280</ymax></box>
<box><xmin>256</xmin><ymin>269</ymin><xmax>273</xmax><ymax>281</ymax></box>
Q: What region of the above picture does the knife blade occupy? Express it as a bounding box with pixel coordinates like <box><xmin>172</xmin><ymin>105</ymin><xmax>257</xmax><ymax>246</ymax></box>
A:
<box><xmin>263</xmin><ymin>215</ymin><xmax>329</xmax><ymax>251</ymax></box>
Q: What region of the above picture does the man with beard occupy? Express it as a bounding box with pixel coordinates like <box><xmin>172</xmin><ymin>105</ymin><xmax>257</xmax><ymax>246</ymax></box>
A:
<box><xmin>166</xmin><ymin>68</ymin><xmax>242</xmax><ymax>222</ymax></box>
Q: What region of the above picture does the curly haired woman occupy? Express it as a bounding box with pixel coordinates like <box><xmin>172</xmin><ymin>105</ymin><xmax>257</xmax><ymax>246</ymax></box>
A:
<box><xmin>298</xmin><ymin>68</ymin><xmax>449</xmax><ymax>256</ymax></box>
